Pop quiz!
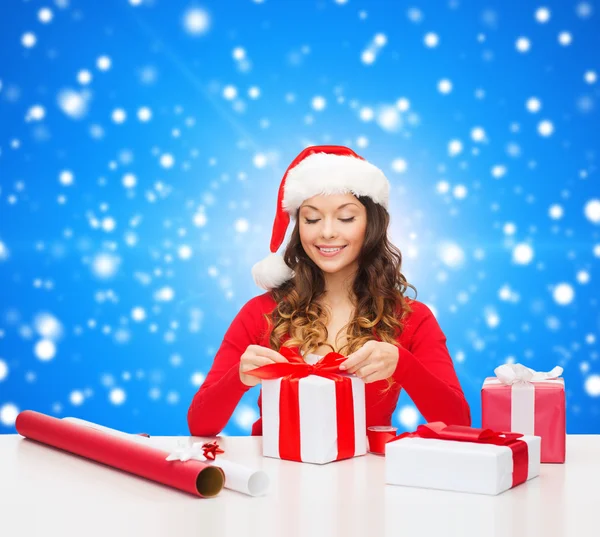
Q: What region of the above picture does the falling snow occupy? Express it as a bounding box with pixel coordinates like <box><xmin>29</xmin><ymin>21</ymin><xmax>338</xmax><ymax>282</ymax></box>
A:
<box><xmin>0</xmin><ymin>1</ymin><xmax>598</xmax><ymax>436</ymax></box>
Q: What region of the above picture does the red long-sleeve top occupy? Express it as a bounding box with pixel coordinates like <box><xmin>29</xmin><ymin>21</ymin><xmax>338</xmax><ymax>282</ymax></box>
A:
<box><xmin>187</xmin><ymin>292</ymin><xmax>471</xmax><ymax>436</ymax></box>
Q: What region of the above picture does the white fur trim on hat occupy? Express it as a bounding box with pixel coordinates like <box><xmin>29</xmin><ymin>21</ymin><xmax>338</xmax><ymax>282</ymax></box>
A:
<box><xmin>251</xmin><ymin>252</ymin><xmax>295</xmax><ymax>290</ymax></box>
<box><xmin>282</xmin><ymin>152</ymin><xmax>389</xmax><ymax>215</ymax></box>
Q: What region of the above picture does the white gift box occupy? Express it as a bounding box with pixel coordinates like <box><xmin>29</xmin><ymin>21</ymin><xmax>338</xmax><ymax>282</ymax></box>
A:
<box><xmin>385</xmin><ymin>434</ymin><xmax>541</xmax><ymax>495</ymax></box>
<box><xmin>261</xmin><ymin>374</ymin><xmax>367</xmax><ymax>464</ymax></box>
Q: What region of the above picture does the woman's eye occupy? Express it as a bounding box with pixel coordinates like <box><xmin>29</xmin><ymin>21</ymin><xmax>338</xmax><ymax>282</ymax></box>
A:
<box><xmin>304</xmin><ymin>217</ymin><xmax>355</xmax><ymax>224</ymax></box>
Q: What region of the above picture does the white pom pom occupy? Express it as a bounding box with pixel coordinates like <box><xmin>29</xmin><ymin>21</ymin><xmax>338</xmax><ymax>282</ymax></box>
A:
<box><xmin>251</xmin><ymin>253</ymin><xmax>294</xmax><ymax>290</ymax></box>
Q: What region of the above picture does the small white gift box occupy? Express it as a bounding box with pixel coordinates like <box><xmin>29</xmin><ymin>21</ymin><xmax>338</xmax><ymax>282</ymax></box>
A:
<box><xmin>262</xmin><ymin>374</ymin><xmax>366</xmax><ymax>464</ymax></box>
<box><xmin>385</xmin><ymin>422</ymin><xmax>541</xmax><ymax>495</ymax></box>
<box><xmin>248</xmin><ymin>348</ymin><xmax>366</xmax><ymax>464</ymax></box>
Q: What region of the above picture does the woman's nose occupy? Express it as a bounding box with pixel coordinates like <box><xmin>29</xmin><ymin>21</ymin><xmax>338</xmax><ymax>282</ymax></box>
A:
<box><xmin>321</xmin><ymin>217</ymin><xmax>338</xmax><ymax>238</ymax></box>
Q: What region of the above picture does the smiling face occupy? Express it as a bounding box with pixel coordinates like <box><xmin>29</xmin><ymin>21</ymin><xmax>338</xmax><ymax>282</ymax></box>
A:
<box><xmin>298</xmin><ymin>193</ymin><xmax>367</xmax><ymax>277</ymax></box>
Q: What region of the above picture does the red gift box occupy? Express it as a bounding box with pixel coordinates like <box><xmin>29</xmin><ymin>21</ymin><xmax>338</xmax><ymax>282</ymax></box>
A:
<box><xmin>481</xmin><ymin>364</ymin><xmax>565</xmax><ymax>463</ymax></box>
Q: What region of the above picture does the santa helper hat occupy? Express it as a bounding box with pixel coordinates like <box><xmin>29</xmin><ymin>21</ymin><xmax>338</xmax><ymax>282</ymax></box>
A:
<box><xmin>251</xmin><ymin>145</ymin><xmax>391</xmax><ymax>290</ymax></box>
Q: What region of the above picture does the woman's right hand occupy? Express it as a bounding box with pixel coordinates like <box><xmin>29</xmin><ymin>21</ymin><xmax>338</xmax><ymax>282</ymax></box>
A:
<box><xmin>239</xmin><ymin>345</ymin><xmax>288</xmax><ymax>387</ymax></box>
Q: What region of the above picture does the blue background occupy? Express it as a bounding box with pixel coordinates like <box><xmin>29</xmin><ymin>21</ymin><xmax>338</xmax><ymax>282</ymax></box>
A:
<box><xmin>1</xmin><ymin>0</ymin><xmax>599</xmax><ymax>435</ymax></box>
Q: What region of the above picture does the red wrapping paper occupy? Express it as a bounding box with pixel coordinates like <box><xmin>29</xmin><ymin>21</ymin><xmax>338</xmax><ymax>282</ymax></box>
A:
<box><xmin>15</xmin><ymin>410</ymin><xmax>224</xmax><ymax>498</ymax></box>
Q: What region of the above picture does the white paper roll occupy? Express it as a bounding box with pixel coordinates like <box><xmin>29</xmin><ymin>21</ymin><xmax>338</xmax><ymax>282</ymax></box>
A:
<box><xmin>210</xmin><ymin>459</ymin><xmax>270</xmax><ymax>497</ymax></box>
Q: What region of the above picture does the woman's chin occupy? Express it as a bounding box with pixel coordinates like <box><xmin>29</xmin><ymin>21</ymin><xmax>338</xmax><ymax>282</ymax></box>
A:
<box><xmin>313</xmin><ymin>261</ymin><xmax>353</xmax><ymax>274</ymax></box>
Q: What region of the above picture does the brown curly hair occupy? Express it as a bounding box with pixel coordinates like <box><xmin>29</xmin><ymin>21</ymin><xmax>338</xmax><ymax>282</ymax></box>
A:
<box><xmin>262</xmin><ymin>194</ymin><xmax>418</xmax><ymax>389</ymax></box>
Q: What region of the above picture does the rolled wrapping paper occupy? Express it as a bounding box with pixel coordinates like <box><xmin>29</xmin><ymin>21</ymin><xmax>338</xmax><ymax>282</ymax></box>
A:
<box><xmin>64</xmin><ymin>416</ymin><xmax>270</xmax><ymax>497</ymax></box>
<box><xmin>15</xmin><ymin>410</ymin><xmax>224</xmax><ymax>498</ymax></box>
<box><xmin>214</xmin><ymin>459</ymin><xmax>269</xmax><ymax>497</ymax></box>
<box><xmin>62</xmin><ymin>417</ymin><xmax>152</xmax><ymax>444</ymax></box>
<box><xmin>165</xmin><ymin>441</ymin><xmax>270</xmax><ymax>497</ymax></box>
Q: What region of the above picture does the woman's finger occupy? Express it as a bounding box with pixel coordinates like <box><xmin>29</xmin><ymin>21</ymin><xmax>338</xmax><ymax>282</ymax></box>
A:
<box><xmin>257</xmin><ymin>346</ymin><xmax>289</xmax><ymax>363</ymax></box>
<box><xmin>345</xmin><ymin>355</ymin><xmax>371</xmax><ymax>374</ymax></box>
<box><xmin>340</xmin><ymin>346</ymin><xmax>371</xmax><ymax>372</ymax></box>
<box><xmin>356</xmin><ymin>361</ymin><xmax>381</xmax><ymax>378</ymax></box>
<box><xmin>362</xmin><ymin>371</ymin><xmax>384</xmax><ymax>384</ymax></box>
<box><xmin>241</xmin><ymin>356</ymin><xmax>274</xmax><ymax>372</ymax></box>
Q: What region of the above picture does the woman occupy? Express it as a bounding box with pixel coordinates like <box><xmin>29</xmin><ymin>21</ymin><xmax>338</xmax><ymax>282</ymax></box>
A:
<box><xmin>187</xmin><ymin>145</ymin><xmax>471</xmax><ymax>437</ymax></box>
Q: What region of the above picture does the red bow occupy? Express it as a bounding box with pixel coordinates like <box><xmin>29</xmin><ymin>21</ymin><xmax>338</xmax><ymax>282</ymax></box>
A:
<box><xmin>201</xmin><ymin>441</ymin><xmax>224</xmax><ymax>461</ymax></box>
<box><xmin>246</xmin><ymin>346</ymin><xmax>347</xmax><ymax>381</ymax></box>
<box><xmin>387</xmin><ymin>422</ymin><xmax>529</xmax><ymax>488</ymax></box>
<box><xmin>389</xmin><ymin>421</ymin><xmax>525</xmax><ymax>446</ymax></box>
<box><xmin>247</xmin><ymin>347</ymin><xmax>356</xmax><ymax>462</ymax></box>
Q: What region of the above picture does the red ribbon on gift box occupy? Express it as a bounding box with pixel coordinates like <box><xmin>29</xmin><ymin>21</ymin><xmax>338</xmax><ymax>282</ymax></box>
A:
<box><xmin>247</xmin><ymin>347</ymin><xmax>356</xmax><ymax>462</ymax></box>
<box><xmin>381</xmin><ymin>422</ymin><xmax>530</xmax><ymax>488</ymax></box>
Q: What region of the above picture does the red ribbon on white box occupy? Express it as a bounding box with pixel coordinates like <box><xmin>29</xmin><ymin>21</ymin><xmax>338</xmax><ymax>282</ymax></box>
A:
<box><xmin>482</xmin><ymin>363</ymin><xmax>563</xmax><ymax>435</ymax></box>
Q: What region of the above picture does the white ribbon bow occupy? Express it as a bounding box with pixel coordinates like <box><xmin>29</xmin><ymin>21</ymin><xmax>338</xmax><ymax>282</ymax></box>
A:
<box><xmin>493</xmin><ymin>363</ymin><xmax>563</xmax><ymax>385</ymax></box>
<box><xmin>165</xmin><ymin>442</ymin><xmax>208</xmax><ymax>462</ymax></box>
<box><xmin>164</xmin><ymin>441</ymin><xmax>271</xmax><ymax>497</ymax></box>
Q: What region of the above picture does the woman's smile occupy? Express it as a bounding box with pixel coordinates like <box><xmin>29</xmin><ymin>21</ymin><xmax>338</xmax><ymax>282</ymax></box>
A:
<box><xmin>315</xmin><ymin>245</ymin><xmax>348</xmax><ymax>257</ymax></box>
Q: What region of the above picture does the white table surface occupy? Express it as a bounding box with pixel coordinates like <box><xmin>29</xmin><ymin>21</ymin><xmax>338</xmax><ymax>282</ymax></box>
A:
<box><xmin>1</xmin><ymin>433</ymin><xmax>598</xmax><ymax>537</ymax></box>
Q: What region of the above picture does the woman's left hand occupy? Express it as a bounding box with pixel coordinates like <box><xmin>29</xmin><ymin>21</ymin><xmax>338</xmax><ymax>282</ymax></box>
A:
<box><xmin>339</xmin><ymin>341</ymin><xmax>400</xmax><ymax>383</ymax></box>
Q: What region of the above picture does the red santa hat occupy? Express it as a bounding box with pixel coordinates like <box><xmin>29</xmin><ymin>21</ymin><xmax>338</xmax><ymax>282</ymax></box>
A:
<box><xmin>251</xmin><ymin>145</ymin><xmax>390</xmax><ymax>290</ymax></box>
